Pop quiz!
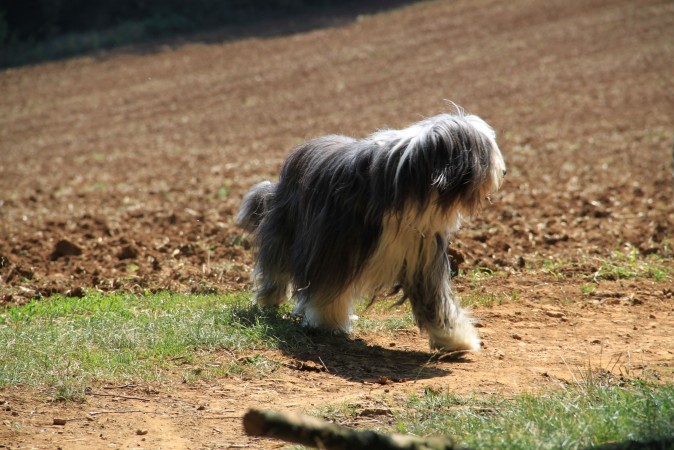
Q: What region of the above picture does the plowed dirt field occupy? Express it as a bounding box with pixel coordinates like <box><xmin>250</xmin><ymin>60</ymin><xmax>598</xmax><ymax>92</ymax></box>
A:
<box><xmin>1</xmin><ymin>0</ymin><xmax>673</xmax><ymax>448</ymax></box>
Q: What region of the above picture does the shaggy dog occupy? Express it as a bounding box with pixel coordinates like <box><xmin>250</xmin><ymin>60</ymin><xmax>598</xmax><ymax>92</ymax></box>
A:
<box><xmin>237</xmin><ymin>111</ymin><xmax>505</xmax><ymax>352</ymax></box>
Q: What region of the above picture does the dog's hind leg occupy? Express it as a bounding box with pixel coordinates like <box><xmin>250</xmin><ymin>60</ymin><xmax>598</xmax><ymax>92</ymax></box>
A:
<box><xmin>294</xmin><ymin>289</ymin><xmax>354</xmax><ymax>334</ymax></box>
<box><xmin>251</xmin><ymin>221</ymin><xmax>292</xmax><ymax>306</ymax></box>
<box><xmin>252</xmin><ymin>246</ymin><xmax>291</xmax><ymax>305</ymax></box>
<box><xmin>253</xmin><ymin>269</ymin><xmax>291</xmax><ymax>306</ymax></box>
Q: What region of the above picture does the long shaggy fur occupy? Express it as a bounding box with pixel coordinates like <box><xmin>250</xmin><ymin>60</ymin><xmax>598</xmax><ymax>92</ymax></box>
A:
<box><xmin>237</xmin><ymin>112</ymin><xmax>506</xmax><ymax>352</ymax></box>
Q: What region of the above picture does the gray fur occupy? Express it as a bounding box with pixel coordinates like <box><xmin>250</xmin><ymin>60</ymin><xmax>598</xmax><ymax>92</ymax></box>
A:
<box><xmin>237</xmin><ymin>112</ymin><xmax>505</xmax><ymax>351</ymax></box>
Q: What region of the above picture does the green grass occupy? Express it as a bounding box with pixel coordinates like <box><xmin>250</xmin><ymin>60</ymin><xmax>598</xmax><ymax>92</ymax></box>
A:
<box><xmin>591</xmin><ymin>246</ymin><xmax>672</xmax><ymax>282</ymax></box>
<box><xmin>541</xmin><ymin>257</ymin><xmax>571</xmax><ymax>281</ymax></box>
<box><xmin>354</xmin><ymin>313</ymin><xmax>416</xmax><ymax>335</ymax></box>
<box><xmin>580</xmin><ymin>284</ymin><xmax>597</xmax><ymax>295</ymax></box>
<box><xmin>461</xmin><ymin>291</ymin><xmax>516</xmax><ymax>308</ymax></box>
<box><xmin>0</xmin><ymin>291</ymin><xmax>302</xmax><ymax>399</ymax></box>
<box><xmin>455</xmin><ymin>267</ymin><xmax>519</xmax><ymax>307</ymax></box>
<box><xmin>352</xmin><ymin>298</ymin><xmax>416</xmax><ymax>335</ymax></box>
<box><xmin>396</xmin><ymin>380</ymin><xmax>674</xmax><ymax>449</ymax></box>
<box><xmin>315</xmin><ymin>376</ymin><xmax>674</xmax><ymax>450</ymax></box>
<box><xmin>536</xmin><ymin>245</ymin><xmax>672</xmax><ymax>283</ymax></box>
<box><xmin>1</xmin><ymin>288</ymin><xmax>511</xmax><ymax>401</ymax></box>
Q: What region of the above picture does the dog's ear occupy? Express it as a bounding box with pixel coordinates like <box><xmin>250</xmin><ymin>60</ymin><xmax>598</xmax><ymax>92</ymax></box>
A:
<box><xmin>430</xmin><ymin>125</ymin><xmax>491</xmax><ymax>212</ymax></box>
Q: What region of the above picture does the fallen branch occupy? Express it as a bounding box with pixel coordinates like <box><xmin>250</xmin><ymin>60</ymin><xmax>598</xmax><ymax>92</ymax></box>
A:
<box><xmin>90</xmin><ymin>392</ymin><xmax>150</xmax><ymax>402</ymax></box>
<box><xmin>242</xmin><ymin>408</ymin><xmax>466</xmax><ymax>450</ymax></box>
<box><xmin>52</xmin><ymin>417</ymin><xmax>92</xmax><ymax>425</ymax></box>
<box><xmin>589</xmin><ymin>437</ymin><xmax>674</xmax><ymax>450</ymax></box>
<box><xmin>102</xmin><ymin>384</ymin><xmax>136</xmax><ymax>389</ymax></box>
<box><xmin>88</xmin><ymin>409</ymin><xmax>145</xmax><ymax>416</ymax></box>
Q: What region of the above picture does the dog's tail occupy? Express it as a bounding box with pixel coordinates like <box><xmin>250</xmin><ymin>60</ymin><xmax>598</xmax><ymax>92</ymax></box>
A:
<box><xmin>236</xmin><ymin>181</ymin><xmax>275</xmax><ymax>233</ymax></box>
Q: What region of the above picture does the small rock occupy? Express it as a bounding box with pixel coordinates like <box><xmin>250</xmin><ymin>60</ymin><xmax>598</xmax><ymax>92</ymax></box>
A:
<box><xmin>136</xmin><ymin>429</ymin><xmax>148</xmax><ymax>436</ymax></box>
<box><xmin>543</xmin><ymin>233</ymin><xmax>569</xmax><ymax>245</ymax></box>
<box><xmin>374</xmin><ymin>376</ymin><xmax>392</xmax><ymax>385</ymax></box>
<box><xmin>545</xmin><ymin>311</ymin><xmax>565</xmax><ymax>319</ymax></box>
<box><xmin>53</xmin><ymin>418</ymin><xmax>67</xmax><ymax>426</ymax></box>
<box><xmin>649</xmin><ymin>313</ymin><xmax>656</xmax><ymax>319</ymax></box>
<box><xmin>512</xmin><ymin>334</ymin><xmax>522</xmax><ymax>340</ymax></box>
<box><xmin>66</xmin><ymin>286</ymin><xmax>86</xmax><ymax>298</ymax></box>
<box><xmin>117</xmin><ymin>245</ymin><xmax>139</xmax><ymax>260</ymax></box>
<box><xmin>359</xmin><ymin>407</ymin><xmax>392</xmax><ymax>417</ymax></box>
<box><xmin>49</xmin><ymin>239</ymin><xmax>82</xmax><ymax>261</ymax></box>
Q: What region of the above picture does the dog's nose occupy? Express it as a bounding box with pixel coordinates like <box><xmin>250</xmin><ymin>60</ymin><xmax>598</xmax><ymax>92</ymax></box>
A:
<box><xmin>502</xmin><ymin>168</ymin><xmax>507</xmax><ymax>176</ymax></box>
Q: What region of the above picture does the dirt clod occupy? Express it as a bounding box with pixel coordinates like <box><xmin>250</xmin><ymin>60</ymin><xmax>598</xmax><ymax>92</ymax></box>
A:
<box><xmin>49</xmin><ymin>240</ymin><xmax>82</xmax><ymax>261</ymax></box>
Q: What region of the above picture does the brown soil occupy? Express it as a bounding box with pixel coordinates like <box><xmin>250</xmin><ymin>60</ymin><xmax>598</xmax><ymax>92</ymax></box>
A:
<box><xmin>1</xmin><ymin>0</ymin><xmax>673</xmax><ymax>448</ymax></box>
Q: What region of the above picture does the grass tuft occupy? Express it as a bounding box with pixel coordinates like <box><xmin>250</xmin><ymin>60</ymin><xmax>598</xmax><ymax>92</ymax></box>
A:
<box><xmin>352</xmin><ymin>298</ymin><xmax>416</xmax><ymax>335</ymax></box>
<box><xmin>312</xmin><ymin>368</ymin><xmax>674</xmax><ymax>449</ymax></box>
<box><xmin>0</xmin><ymin>291</ymin><xmax>299</xmax><ymax>399</ymax></box>
<box><xmin>534</xmin><ymin>245</ymin><xmax>672</xmax><ymax>283</ymax></box>
<box><xmin>391</xmin><ymin>377</ymin><xmax>674</xmax><ymax>449</ymax></box>
<box><xmin>591</xmin><ymin>246</ymin><xmax>672</xmax><ymax>282</ymax></box>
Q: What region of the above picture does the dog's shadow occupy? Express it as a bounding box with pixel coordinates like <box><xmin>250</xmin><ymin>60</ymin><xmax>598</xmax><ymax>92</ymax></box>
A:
<box><xmin>232</xmin><ymin>305</ymin><xmax>469</xmax><ymax>383</ymax></box>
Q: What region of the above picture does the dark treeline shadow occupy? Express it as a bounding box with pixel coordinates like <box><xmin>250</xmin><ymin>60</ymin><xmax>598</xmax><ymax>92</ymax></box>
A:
<box><xmin>0</xmin><ymin>0</ymin><xmax>423</xmax><ymax>70</ymax></box>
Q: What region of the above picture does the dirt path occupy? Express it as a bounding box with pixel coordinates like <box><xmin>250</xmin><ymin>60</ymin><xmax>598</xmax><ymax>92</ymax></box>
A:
<box><xmin>1</xmin><ymin>0</ymin><xmax>673</xmax><ymax>447</ymax></box>
<box><xmin>3</xmin><ymin>277</ymin><xmax>672</xmax><ymax>448</ymax></box>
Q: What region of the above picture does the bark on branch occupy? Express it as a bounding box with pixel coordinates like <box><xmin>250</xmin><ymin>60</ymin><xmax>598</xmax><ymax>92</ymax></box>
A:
<box><xmin>242</xmin><ymin>408</ymin><xmax>466</xmax><ymax>450</ymax></box>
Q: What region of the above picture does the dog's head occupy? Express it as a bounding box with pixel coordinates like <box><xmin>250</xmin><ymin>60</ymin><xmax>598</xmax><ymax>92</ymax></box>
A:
<box><xmin>461</xmin><ymin>114</ymin><xmax>506</xmax><ymax>203</ymax></box>
<box><xmin>385</xmin><ymin>113</ymin><xmax>505</xmax><ymax>216</ymax></box>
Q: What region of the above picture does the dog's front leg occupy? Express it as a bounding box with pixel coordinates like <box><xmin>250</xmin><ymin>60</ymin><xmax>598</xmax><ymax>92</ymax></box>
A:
<box><xmin>405</xmin><ymin>234</ymin><xmax>480</xmax><ymax>352</ymax></box>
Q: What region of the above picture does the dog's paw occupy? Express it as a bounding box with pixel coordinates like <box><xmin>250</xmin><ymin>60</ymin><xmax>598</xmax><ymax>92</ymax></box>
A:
<box><xmin>427</xmin><ymin>322</ymin><xmax>481</xmax><ymax>352</ymax></box>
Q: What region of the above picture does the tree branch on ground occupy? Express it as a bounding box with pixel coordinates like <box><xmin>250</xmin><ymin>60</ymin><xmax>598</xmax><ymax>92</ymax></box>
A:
<box><xmin>242</xmin><ymin>408</ymin><xmax>466</xmax><ymax>450</ymax></box>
